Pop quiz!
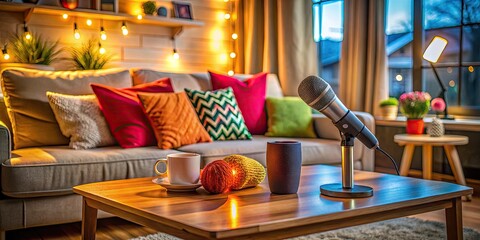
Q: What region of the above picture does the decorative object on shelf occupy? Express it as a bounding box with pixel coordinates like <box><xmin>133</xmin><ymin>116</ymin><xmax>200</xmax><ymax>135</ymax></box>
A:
<box><xmin>69</xmin><ymin>38</ymin><xmax>112</xmax><ymax>70</ymax></box>
<box><xmin>422</xmin><ymin>36</ymin><xmax>454</xmax><ymax>120</ymax></box>
<box><xmin>431</xmin><ymin>97</ymin><xmax>446</xmax><ymax>117</ymax></box>
<box><xmin>223</xmin><ymin>155</ymin><xmax>266</xmax><ymax>190</ymax></box>
<box><xmin>60</xmin><ymin>0</ymin><xmax>78</xmax><ymax>10</ymax></box>
<box><xmin>200</xmin><ymin>160</ymin><xmax>233</xmax><ymax>194</ymax></box>
<box><xmin>266</xmin><ymin>141</ymin><xmax>302</xmax><ymax>194</ymax></box>
<box><xmin>142</xmin><ymin>1</ymin><xmax>156</xmax><ymax>15</ymax></box>
<box><xmin>100</xmin><ymin>0</ymin><xmax>116</xmax><ymax>12</ymax></box>
<box><xmin>399</xmin><ymin>91</ymin><xmax>431</xmax><ymax>134</ymax></box>
<box><xmin>173</xmin><ymin>1</ymin><xmax>192</xmax><ymax>19</ymax></box>
<box><xmin>22</xmin><ymin>0</ymin><xmax>39</xmax><ymax>4</ymax></box>
<box><xmin>9</xmin><ymin>32</ymin><xmax>62</xmax><ymax>65</ymax></box>
<box><xmin>157</xmin><ymin>6</ymin><xmax>167</xmax><ymax>17</ymax></box>
<box><xmin>378</xmin><ymin>97</ymin><xmax>398</xmax><ymax>120</ymax></box>
<box><xmin>37</xmin><ymin>0</ymin><xmax>61</xmax><ymax>6</ymax></box>
<box><xmin>427</xmin><ymin>117</ymin><xmax>444</xmax><ymax>137</ymax></box>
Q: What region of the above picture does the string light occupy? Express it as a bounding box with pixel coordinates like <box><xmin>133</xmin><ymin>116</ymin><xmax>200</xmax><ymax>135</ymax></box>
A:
<box><xmin>224</xmin><ymin>13</ymin><xmax>231</xmax><ymax>20</ymax></box>
<box><xmin>228</xmin><ymin>70</ymin><xmax>234</xmax><ymax>76</ymax></box>
<box><xmin>229</xmin><ymin>52</ymin><xmax>236</xmax><ymax>58</ymax></box>
<box><xmin>23</xmin><ymin>22</ymin><xmax>31</xmax><ymax>40</ymax></box>
<box><xmin>99</xmin><ymin>43</ymin><xmax>106</xmax><ymax>55</ymax></box>
<box><xmin>121</xmin><ymin>22</ymin><xmax>128</xmax><ymax>36</ymax></box>
<box><xmin>231</xmin><ymin>33</ymin><xmax>238</xmax><ymax>40</ymax></box>
<box><xmin>73</xmin><ymin>22</ymin><xmax>80</xmax><ymax>39</ymax></box>
<box><xmin>137</xmin><ymin>14</ymin><xmax>143</xmax><ymax>20</ymax></box>
<box><xmin>100</xmin><ymin>26</ymin><xmax>107</xmax><ymax>40</ymax></box>
<box><xmin>2</xmin><ymin>45</ymin><xmax>9</xmax><ymax>60</ymax></box>
<box><xmin>62</xmin><ymin>14</ymin><xmax>68</xmax><ymax>19</ymax></box>
<box><xmin>86</xmin><ymin>19</ymin><xmax>93</xmax><ymax>26</ymax></box>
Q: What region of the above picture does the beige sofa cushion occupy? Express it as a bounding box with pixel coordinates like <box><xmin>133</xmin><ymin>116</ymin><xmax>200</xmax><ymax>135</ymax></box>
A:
<box><xmin>1</xmin><ymin>146</ymin><xmax>180</xmax><ymax>198</ymax></box>
<box><xmin>131</xmin><ymin>69</ymin><xmax>284</xmax><ymax>98</ymax></box>
<box><xmin>1</xmin><ymin>68</ymin><xmax>132</xmax><ymax>149</ymax></box>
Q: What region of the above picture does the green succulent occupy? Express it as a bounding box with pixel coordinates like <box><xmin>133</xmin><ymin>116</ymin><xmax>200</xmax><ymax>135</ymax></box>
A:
<box><xmin>142</xmin><ymin>1</ymin><xmax>157</xmax><ymax>15</ymax></box>
<box><xmin>69</xmin><ymin>38</ymin><xmax>113</xmax><ymax>70</ymax></box>
<box><xmin>379</xmin><ymin>97</ymin><xmax>399</xmax><ymax>107</ymax></box>
<box><xmin>9</xmin><ymin>32</ymin><xmax>62</xmax><ymax>65</ymax></box>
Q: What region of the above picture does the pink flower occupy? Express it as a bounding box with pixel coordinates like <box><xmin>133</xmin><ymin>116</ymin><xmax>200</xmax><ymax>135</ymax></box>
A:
<box><xmin>431</xmin><ymin>98</ymin><xmax>446</xmax><ymax>112</ymax></box>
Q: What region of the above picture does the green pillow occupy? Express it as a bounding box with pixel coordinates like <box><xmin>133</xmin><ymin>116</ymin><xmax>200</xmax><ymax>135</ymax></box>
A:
<box><xmin>265</xmin><ymin>97</ymin><xmax>317</xmax><ymax>138</ymax></box>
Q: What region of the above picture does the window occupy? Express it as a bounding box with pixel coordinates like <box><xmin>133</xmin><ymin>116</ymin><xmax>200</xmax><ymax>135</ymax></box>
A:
<box><xmin>386</xmin><ymin>0</ymin><xmax>480</xmax><ymax>116</ymax></box>
<box><xmin>312</xmin><ymin>0</ymin><xmax>343</xmax><ymax>93</ymax></box>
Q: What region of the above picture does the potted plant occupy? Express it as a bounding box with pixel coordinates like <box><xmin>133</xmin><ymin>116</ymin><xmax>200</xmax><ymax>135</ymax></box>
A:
<box><xmin>1</xmin><ymin>32</ymin><xmax>62</xmax><ymax>71</ymax></box>
<box><xmin>378</xmin><ymin>97</ymin><xmax>398</xmax><ymax>120</ymax></box>
<box><xmin>399</xmin><ymin>91</ymin><xmax>431</xmax><ymax>134</ymax></box>
<box><xmin>69</xmin><ymin>38</ymin><xmax>113</xmax><ymax>70</ymax></box>
<box><xmin>142</xmin><ymin>1</ymin><xmax>157</xmax><ymax>15</ymax></box>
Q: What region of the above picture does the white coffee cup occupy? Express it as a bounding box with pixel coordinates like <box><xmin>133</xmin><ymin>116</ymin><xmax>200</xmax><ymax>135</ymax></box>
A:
<box><xmin>154</xmin><ymin>153</ymin><xmax>201</xmax><ymax>185</ymax></box>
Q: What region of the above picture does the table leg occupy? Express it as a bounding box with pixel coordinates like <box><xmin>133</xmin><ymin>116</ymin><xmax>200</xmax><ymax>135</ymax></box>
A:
<box><xmin>422</xmin><ymin>144</ymin><xmax>433</xmax><ymax>180</ymax></box>
<box><xmin>82</xmin><ymin>198</ymin><xmax>98</xmax><ymax>240</ymax></box>
<box><xmin>446</xmin><ymin>197</ymin><xmax>463</xmax><ymax>240</ymax></box>
<box><xmin>400</xmin><ymin>144</ymin><xmax>415</xmax><ymax>176</ymax></box>
<box><xmin>444</xmin><ymin>145</ymin><xmax>471</xmax><ymax>201</ymax></box>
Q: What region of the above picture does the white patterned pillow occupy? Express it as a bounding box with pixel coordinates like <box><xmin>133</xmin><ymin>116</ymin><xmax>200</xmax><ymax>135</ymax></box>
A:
<box><xmin>47</xmin><ymin>92</ymin><xmax>116</xmax><ymax>149</ymax></box>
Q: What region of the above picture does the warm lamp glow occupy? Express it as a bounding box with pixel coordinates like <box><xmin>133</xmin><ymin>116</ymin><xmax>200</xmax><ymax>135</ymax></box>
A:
<box><xmin>423</xmin><ymin>36</ymin><xmax>448</xmax><ymax>63</ymax></box>
<box><xmin>62</xmin><ymin>14</ymin><xmax>68</xmax><ymax>19</ymax></box>
<box><xmin>24</xmin><ymin>32</ymin><xmax>32</xmax><ymax>40</ymax></box>
<box><xmin>224</xmin><ymin>13</ymin><xmax>231</xmax><ymax>20</ymax></box>
<box><xmin>99</xmin><ymin>44</ymin><xmax>106</xmax><ymax>55</ymax></box>
<box><xmin>74</xmin><ymin>23</ymin><xmax>80</xmax><ymax>40</ymax></box>
<box><xmin>137</xmin><ymin>14</ymin><xmax>143</xmax><ymax>20</ymax></box>
<box><xmin>86</xmin><ymin>19</ymin><xmax>93</xmax><ymax>26</ymax></box>
<box><xmin>23</xmin><ymin>23</ymin><xmax>31</xmax><ymax>40</ymax></box>
<box><xmin>229</xmin><ymin>196</ymin><xmax>238</xmax><ymax>228</ymax></box>
<box><xmin>2</xmin><ymin>48</ymin><xmax>9</xmax><ymax>60</ymax></box>
<box><xmin>228</xmin><ymin>70</ymin><xmax>234</xmax><ymax>76</ymax></box>
<box><xmin>231</xmin><ymin>33</ymin><xmax>238</xmax><ymax>40</ymax></box>
<box><xmin>232</xmin><ymin>169</ymin><xmax>237</xmax><ymax>175</ymax></box>
<box><xmin>230</xmin><ymin>52</ymin><xmax>236</xmax><ymax>58</ymax></box>
<box><xmin>100</xmin><ymin>27</ymin><xmax>107</xmax><ymax>40</ymax></box>
<box><xmin>121</xmin><ymin>22</ymin><xmax>129</xmax><ymax>36</ymax></box>
<box><xmin>172</xmin><ymin>49</ymin><xmax>179</xmax><ymax>60</ymax></box>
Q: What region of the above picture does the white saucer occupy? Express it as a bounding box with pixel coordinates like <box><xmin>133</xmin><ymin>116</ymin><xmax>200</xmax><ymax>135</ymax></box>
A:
<box><xmin>152</xmin><ymin>178</ymin><xmax>202</xmax><ymax>192</ymax></box>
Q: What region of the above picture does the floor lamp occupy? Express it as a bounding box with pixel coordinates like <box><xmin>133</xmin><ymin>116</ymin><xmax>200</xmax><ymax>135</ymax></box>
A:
<box><xmin>422</xmin><ymin>36</ymin><xmax>455</xmax><ymax>120</ymax></box>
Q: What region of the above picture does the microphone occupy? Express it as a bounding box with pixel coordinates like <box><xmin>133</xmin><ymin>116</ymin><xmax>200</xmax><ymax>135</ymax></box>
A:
<box><xmin>298</xmin><ymin>76</ymin><xmax>378</xmax><ymax>149</ymax></box>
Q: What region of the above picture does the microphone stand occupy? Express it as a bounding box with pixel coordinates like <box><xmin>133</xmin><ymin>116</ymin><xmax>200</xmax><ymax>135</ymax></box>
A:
<box><xmin>320</xmin><ymin>132</ymin><xmax>373</xmax><ymax>198</ymax></box>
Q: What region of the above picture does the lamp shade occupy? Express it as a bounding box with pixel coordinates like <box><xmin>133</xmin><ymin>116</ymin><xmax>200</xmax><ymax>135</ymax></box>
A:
<box><xmin>423</xmin><ymin>36</ymin><xmax>448</xmax><ymax>63</ymax></box>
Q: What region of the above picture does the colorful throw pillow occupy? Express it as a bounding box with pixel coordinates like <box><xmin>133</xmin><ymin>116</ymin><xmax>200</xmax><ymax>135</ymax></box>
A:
<box><xmin>209</xmin><ymin>71</ymin><xmax>268</xmax><ymax>135</ymax></box>
<box><xmin>265</xmin><ymin>97</ymin><xmax>317</xmax><ymax>138</ymax></box>
<box><xmin>91</xmin><ymin>78</ymin><xmax>174</xmax><ymax>148</ymax></box>
<box><xmin>137</xmin><ymin>92</ymin><xmax>212</xmax><ymax>149</ymax></box>
<box><xmin>46</xmin><ymin>92</ymin><xmax>116</xmax><ymax>149</ymax></box>
<box><xmin>185</xmin><ymin>88</ymin><xmax>252</xmax><ymax>141</ymax></box>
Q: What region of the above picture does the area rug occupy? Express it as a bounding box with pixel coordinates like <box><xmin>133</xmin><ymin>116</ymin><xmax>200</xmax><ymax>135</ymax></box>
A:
<box><xmin>130</xmin><ymin>217</ymin><xmax>480</xmax><ymax>240</ymax></box>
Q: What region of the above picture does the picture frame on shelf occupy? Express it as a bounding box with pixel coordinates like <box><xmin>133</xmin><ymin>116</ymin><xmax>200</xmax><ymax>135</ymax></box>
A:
<box><xmin>173</xmin><ymin>1</ymin><xmax>192</xmax><ymax>20</ymax></box>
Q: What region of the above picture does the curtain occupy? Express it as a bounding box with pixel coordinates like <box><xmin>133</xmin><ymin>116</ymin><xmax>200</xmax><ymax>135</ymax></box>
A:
<box><xmin>236</xmin><ymin>0</ymin><xmax>317</xmax><ymax>96</ymax></box>
<box><xmin>338</xmin><ymin>0</ymin><xmax>388</xmax><ymax>115</ymax></box>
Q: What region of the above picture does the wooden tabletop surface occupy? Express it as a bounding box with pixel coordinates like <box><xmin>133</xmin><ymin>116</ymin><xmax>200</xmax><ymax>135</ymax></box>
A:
<box><xmin>394</xmin><ymin>134</ymin><xmax>469</xmax><ymax>145</ymax></box>
<box><xmin>74</xmin><ymin>165</ymin><xmax>472</xmax><ymax>239</ymax></box>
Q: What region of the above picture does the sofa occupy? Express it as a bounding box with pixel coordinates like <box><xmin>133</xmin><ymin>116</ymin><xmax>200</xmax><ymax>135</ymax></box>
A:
<box><xmin>0</xmin><ymin>68</ymin><xmax>375</xmax><ymax>235</ymax></box>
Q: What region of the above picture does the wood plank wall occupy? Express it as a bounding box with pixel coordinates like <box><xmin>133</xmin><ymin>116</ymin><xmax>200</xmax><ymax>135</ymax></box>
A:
<box><xmin>0</xmin><ymin>0</ymin><xmax>234</xmax><ymax>73</ymax></box>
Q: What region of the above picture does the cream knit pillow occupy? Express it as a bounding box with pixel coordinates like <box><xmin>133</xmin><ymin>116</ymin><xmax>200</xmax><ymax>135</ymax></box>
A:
<box><xmin>46</xmin><ymin>92</ymin><xmax>116</xmax><ymax>149</ymax></box>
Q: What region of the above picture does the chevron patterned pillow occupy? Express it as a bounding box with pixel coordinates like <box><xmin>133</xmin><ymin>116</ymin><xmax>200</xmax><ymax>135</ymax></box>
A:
<box><xmin>185</xmin><ymin>88</ymin><xmax>252</xmax><ymax>141</ymax></box>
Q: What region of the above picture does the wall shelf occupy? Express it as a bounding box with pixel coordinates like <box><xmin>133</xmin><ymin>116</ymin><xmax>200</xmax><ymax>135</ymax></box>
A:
<box><xmin>0</xmin><ymin>2</ymin><xmax>204</xmax><ymax>38</ymax></box>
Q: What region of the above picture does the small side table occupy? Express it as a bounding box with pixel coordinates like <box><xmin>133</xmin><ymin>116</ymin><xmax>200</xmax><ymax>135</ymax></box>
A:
<box><xmin>394</xmin><ymin>134</ymin><xmax>471</xmax><ymax>201</ymax></box>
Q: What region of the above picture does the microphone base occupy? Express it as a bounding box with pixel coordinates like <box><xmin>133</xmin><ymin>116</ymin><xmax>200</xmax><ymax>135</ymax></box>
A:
<box><xmin>320</xmin><ymin>183</ymin><xmax>373</xmax><ymax>198</ymax></box>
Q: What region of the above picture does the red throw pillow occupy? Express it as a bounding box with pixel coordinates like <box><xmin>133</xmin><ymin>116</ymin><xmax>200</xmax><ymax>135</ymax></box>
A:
<box><xmin>91</xmin><ymin>78</ymin><xmax>174</xmax><ymax>148</ymax></box>
<box><xmin>209</xmin><ymin>71</ymin><xmax>268</xmax><ymax>134</ymax></box>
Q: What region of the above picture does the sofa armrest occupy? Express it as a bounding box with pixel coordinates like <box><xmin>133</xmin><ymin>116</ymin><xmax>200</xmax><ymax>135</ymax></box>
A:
<box><xmin>0</xmin><ymin>120</ymin><xmax>11</xmax><ymax>162</ymax></box>
<box><xmin>312</xmin><ymin>112</ymin><xmax>376</xmax><ymax>171</ymax></box>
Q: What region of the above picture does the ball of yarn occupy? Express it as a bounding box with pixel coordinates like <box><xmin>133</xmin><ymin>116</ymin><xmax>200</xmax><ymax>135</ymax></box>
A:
<box><xmin>201</xmin><ymin>160</ymin><xmax>233</xmax><ymax>194</ymax></box>
<box><xmin>223</xmin><ymin>155</ymin><xmax>266</xmax><ymax>190</ymax></box>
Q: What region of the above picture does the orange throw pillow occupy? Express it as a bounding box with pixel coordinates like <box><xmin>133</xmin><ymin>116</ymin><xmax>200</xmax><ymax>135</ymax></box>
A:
<box><xmin>138</xmin><ymin>92</ymin><xmax>212</xmax><ymax>149</ymax></box>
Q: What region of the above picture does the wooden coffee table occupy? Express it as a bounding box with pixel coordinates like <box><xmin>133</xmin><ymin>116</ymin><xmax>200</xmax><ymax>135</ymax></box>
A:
<box><xmin>73</xmin><ymin>165</ymin><xmax>472</xmax><ymax>240</ymax></box>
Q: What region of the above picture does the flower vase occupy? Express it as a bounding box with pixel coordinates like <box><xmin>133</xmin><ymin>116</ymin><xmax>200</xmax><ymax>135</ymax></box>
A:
<box><xmin>406</xmin><ymin>118</ymin><xmax>424</xmax><ymax>134</ymax></box>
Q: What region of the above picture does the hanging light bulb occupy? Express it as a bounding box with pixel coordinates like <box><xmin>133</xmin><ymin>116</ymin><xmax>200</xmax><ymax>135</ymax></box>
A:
<box><xmin>86</xmin><ymin>19</ymin><xmax>93</xmax><ymax>26</ymax></box>
<box><xmin>23</xmin><ymin>23</ymin><xmax>31</xmax><ymax>40</ymax></box>
<box><xmin>62</xmin><ymin>14</ymin><xmax>69</xmax><ymax>19</ymax></box>
<box><xmin>231</xmin><ymin>33</ymin><xmax>238</xmax><ymax>40</ymax></box>
<box><xmin>121</xmin><ymin>22</ymin><xmax>128</xmax><ymax>36</ymax></box>
<box><xmin>229</xmin><ymin>52</ymin><xmax>236</xmax><ymax>58</ymax></box>
<box><xmin>100</xmin><ymin>26</ymin><xmax>107</xmax><ymax>40</ymax></box>
<box><xmin>228</xmin><ymin>70</ymin><xmax>234</xmax><ymax>76</ymax></box>
<box><xmin>137</xmin><ymin>14</ymin><xmax>143</xmax><ymax>20</ymax></box>
<box><xmin>99</xmin><ymin>43</ymin><xmax>106</xmax><ymax>55</ymax></box>
<box><xmin>172</xmin><ymin>49</ymin><xmax>179</xmax><ymax>59</ymax></box>
<box><xmin>224</xmin><ymin>13</ymin><xmax>231</xmax><ymax>20</ymax></box>
<box><xmin>73</xmin><ymin>22</ymin><xmax>80</xmax><ymax>40</ymax></box>
<box><xmin>2</xmin><ymin>46</ymin><xmax>9</xmax><ymax>60</ymax></box>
